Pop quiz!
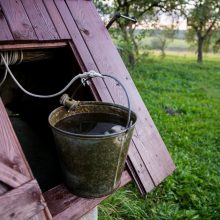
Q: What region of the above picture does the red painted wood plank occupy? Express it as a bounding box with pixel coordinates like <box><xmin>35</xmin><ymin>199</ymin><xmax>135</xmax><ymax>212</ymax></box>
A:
<box><xmin>0</xmin><ymin>98</ymin><xmax>52</xmax><ymax>220</ymax></box>
<box><xmin>0</xmin><ymin>0</ymin><xmax>37</xmax><ymax>40</ymax></box>
<box><xmin>0</xmin><ymin>41</ymin><xmax>67</xmax><ymax>50</ymax></box>
<box><xmin>126</xmin><ymin>146</ymin><xmax>155</xmax><ymax>193</ymax></box>
<box><xmin>66</xmin><ymin>0</ymin><xmax>175</xmax><ymax>187</ymax></box>
<box><xmin>0</xmin><ymin>161</ymin><xmax>30</xmax><ymax>188</ymax></box>
<box><xmin>44</xmin><ymin>170</ymin><xmax>131</xmax><ymax>219</ymax></box>
<box><xmin>0</xmin><ymin>9</ymin><xmax>13</xmax><ymax>41</ymax></box>
<box><xmin>54</xmin><ymin>0</ymin><xmax>112</xmax><ymax>102</ymax></box>
<box><xmin>42</xmin><ymin>0</ymin><xmax>70</xmax><ymax>39</ymax></box>
<box><xmin>0</xmin><ymin>98</ymin><xmax>32</xmax><ymax>177</ymax></box>
<box><xmin>21</xmin><ymin>0</ymin><xmax>59</xmax><ymax>40</ymax></box>
<box><xmin>0</xmin><ymin>180</ymin><xmax>47</xmax><ymax>220</ymax></box>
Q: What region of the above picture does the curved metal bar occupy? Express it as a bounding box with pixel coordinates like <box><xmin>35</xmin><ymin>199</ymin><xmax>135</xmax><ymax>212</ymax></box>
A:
<box><xmin>102</xmin><ymin>74</ymin><xmax>131</xmax><ymax>128</ymax></box>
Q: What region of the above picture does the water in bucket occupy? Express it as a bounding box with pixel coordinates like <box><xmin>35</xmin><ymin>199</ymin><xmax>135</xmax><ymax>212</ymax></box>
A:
<box><xmin>55</xmin><ymin>113</ymin><xmax>125</xmax><ymax>135</ymax></box>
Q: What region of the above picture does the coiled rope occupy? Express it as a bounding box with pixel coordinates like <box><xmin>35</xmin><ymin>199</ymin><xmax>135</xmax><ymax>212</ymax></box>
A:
<box><xmin>0</xmin><ymin>51</ymin><xmax>23</xmax><ymax>87</ymax></box>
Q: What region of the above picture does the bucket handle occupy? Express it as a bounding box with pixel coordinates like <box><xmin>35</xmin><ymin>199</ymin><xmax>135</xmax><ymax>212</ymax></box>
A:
<box><xmin>80</xmin><ymin>71</ymin><xmax>131</xmax><ymax>129</ymax></box>
<box><xmin>101</xmin><ymin>74</ymin><xmax>131</xmax><ymax>129</ymax></box>
<box><xmin>60</xmin><ymin>71</ymin><xmax>132</xmax><ymax>129</ymax></box>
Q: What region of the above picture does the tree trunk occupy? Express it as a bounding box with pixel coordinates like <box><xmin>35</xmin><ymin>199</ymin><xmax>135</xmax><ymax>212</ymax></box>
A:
<box><xmin>161</xmin><ymin>39</ymin><xmax>166</xmax><ymax>58</ymax></box>
<box><xmin>197</xmin><ymin>36</ymin><xmax>204</xmax><ymax>63</ymax></box>
<box><xmin>129</xmin><ymin>26</ymin><xmax>139</xmax><ymax>56</ymax></box>
<box><xmin>121</xmin><ymin>26</ymin><xmax>135</xmax><ymax>67</ymax></box>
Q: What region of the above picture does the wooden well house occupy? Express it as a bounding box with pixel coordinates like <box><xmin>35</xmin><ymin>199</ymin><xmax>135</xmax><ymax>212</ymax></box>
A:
<box><xmin>0</xmin><ymin>0</ymin><xmax>175</xmax><ymax>219</ymax></box>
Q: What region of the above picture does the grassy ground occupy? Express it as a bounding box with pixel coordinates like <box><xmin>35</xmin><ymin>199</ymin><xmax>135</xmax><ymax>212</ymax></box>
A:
<box><xmin>99</xmin><ymin>53</ymin><xmax>220</xmax><ymax>219</ymax></box>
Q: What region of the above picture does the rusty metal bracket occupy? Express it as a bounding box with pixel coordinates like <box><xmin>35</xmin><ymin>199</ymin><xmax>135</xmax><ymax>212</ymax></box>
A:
<box><xmin>106</xmin><ymin>12</ymin><xmax>137</xmax><ymax>29</ymax></box>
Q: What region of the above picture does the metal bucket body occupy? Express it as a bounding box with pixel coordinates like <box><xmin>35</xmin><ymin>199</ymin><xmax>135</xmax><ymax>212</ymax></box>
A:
<box><xmin>49</xmin><ymin>101</ymin><xmax>137</xmax><ymax>198</ymax></box>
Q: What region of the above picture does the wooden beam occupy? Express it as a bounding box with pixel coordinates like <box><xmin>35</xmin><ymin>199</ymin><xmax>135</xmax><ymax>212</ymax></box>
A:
<box><xmin>0</xmin><ymin>0</ymin><xmax>37</xmax><ymax>40</ymax></box>
<box><xmin>0</xmin><ymin>41</ymin><xmax>68</xmax><ymax>51</ymax></box>
<box><xmin>0</xmin><ymin>161</ymin><xmax>30</xmax><ymax>188</ymax></box>
<box><xmin>0</xmin><ymin>98</ymin><xmax>52</xmax><ymax>220</ymax></box>
<box><xmin>0</xmin><ymin>7</ymin><xmax>14</xmax><ymax>41</ymax></box>
<box><xmin>43</xmin><ymin>0</ymin><xmax>71</xmax><ymax>39</ymax></box>
<box><xmin>44</xmin><ymin>170</ymin><xmax>132</xmax><ymax>220</ymax></box>
<box><xmin>0</xmin><ymin>180</ymin><xmax>47</xmax><ymax>220</ymax></box>
<box><xmin>21</xmin><ymin>0</ymin><xmax>59</xmax><ymax>41</ymax></box>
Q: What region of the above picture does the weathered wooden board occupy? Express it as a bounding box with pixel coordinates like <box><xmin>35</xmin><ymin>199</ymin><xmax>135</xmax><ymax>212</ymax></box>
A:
<box><xmin>0</xmin><ymin>161</ymin><xmax>30</xmax><ymax>188</ymax></box>
<box><xmin>0</xmin><ymin>180</ymin><xmax>46</xmax><ymax>220</ymax></box>
<box><xmin>54</xmin><ymin>0</ymin><xmax>113</xmax><ymax>101</ymax></box>
<box><xmin>0</xmin><ymin>9</ymin><xmax>13</xmax><ymax>41</ymax></box>
<box><xmin>66</xmin><ymin>0</ymin><xmax>175</xmax><ymax>191</ymax></box>
<box><xmin>21</xmin><ymin>0</ymin><xmax>59</xmax><ymax>40</ymax></box>
<box><xmin>43</xmin><ymin>0</ymin><xmax>71</xmax><ymax>40</ymax></box>
<box><xmin>0</xmin><ymin>0</ymin><xmax>37</xmax><ymax>40</ymax></box>
<box><xmin>44</xmin><ymin>170</ymin><xmax>131</xmax><ymax>220</ymax></box>
<box><xmin>0</xmin><ymin>41</ymin><xmax>67</xmax><ymax>51</ymax></box>
<box><xmin>0</xmin><ymin>98</ymin><xmax>32</xmax><ymax>177</ymax></box>
<box><xmin>0</xmin><ymin>98</ymin><xmax>51</xmax><ymax>220</ymax></box>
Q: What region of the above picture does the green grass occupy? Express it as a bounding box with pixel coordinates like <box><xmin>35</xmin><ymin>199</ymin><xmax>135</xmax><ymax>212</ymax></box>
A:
<box><xmin>99</xmin><ymin>54</ymin><xmax>220</xmax><ymax>219</ymax></box>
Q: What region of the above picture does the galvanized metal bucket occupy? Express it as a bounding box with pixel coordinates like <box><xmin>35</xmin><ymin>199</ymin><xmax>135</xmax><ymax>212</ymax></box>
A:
<box><xmin>48</xmin><ymin>75</ymin><xmax>137</xmax><ymax>198</ymax></box>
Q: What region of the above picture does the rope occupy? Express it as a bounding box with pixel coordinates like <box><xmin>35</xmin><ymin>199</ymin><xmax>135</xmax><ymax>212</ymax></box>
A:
<box><xmin>0</xmin><ymin>53</ymin><xmax>103</xmax><ymax>98</ymax></box>
<box><xmin>0</xmin><ymin>51</ymin><xmax>23</xmax><ymax>87</ymax></box>
<box><xmin>0</xmin><ymin>52</ymin><xmax>131</xmax><ymax>127</ymax></box>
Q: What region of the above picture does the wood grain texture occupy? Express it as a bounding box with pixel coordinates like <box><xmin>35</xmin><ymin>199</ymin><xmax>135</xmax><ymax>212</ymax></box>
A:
<box><xmin>42</xmin><ymin>0</ymin><xmax>70</xmax><ymax>39</ymax></box>
<box><xmin>55</xmin><ymin>0</ymin><xmax>112</xmax><ymax>102</ymax></box>
<box><xmin>0</xmin><ymin>98</ymin><xmax>32</xmax><ymax>177</ymax></box>
<box><xmin>44</xmin><ymin>170</ymin><xmax>131</xmax><ymax>220</ymax></box>
<box><xmin>126</xmin><ymin>146</ymin><xmax>154</xmax><ymax>193</ymax></box>
<box><xmin>67</xmin><ymin>0</ymin><xmax>175</xmax><ymax>188</ymax></box>
<box><xmin>0</xmin><ymin>41</ymin><xmax>67</xmax><ymax>50</ymax></box>
<box><xmin>0</xmin><ymin>0</ymin><xmax>37</xmax><ymax>40</ymax></box>
<box><xmin>21</xmin><ymin>0</ymin><xmax>59</xmax><ymax>40</ymax></box>
<box><xmin>0</xmin><ymin>180</ymin><xmax>47</xmax><ymax>220</ymax></box>
<box><xmin>0</xmin><ymin>8</ymin><xmax>14</xmax><ymax>41</ymax></box>
<box><xmin>0</xmin><ymin>161</ymin><xmax>30</xmax><ymax>188</ymax></box>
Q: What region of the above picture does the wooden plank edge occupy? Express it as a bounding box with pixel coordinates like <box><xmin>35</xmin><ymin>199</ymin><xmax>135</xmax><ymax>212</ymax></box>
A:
<box><xmin>68</xmin><ymin>41</ymin><xmax>102</xmax><ymax>101</ymax></box>
<box><xmin>0</xmin><ymin>98</ymin><xmax>52</xmax><ymax>220</ymax></box>
<box><xmin>0</xmin><ymin>179</ymin><xmax>47</xmax><ymax>220</ymax></box>
<box><xmin>0</xmin><ymin>41</ymin><xmax>68</xmax><ymax>51</ymax></box>
<box><xmin>126</xmin><ymin>159</ymin><xmax>147</xmax><ymax>195</ymax></box>
<box><xmin>0</xmin><ymin>161</ymin><xmax>30</xmax><ymax>188</ymax></box>
<box><xmin>43</xmin><ymin>170</ymin><xmax>132</xmax><ymax>220</ymax></box>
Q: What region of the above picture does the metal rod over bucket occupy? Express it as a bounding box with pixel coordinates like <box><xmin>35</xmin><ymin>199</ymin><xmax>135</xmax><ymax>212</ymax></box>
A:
<box><xmin>49</xmin><ymin>74</ymin><xmax>137</xmax><ymax>198</ymax></box>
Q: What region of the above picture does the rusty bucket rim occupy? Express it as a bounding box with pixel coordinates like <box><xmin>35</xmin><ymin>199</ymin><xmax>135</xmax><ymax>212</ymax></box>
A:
<box><xmin>48</xmin><ymin>101</ymin><xmax>137</xmax><ymax>139</ymax></box>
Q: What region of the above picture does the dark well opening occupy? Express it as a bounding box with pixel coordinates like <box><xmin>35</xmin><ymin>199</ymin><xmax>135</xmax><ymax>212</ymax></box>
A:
<box><xmin>0</xmin><ymin>46</ymin><xmax>94</xmax><ymax>192</ymax></box>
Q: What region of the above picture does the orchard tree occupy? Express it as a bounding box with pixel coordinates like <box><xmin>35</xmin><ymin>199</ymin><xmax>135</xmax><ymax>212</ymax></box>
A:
<box><xmin>151</xmin><ymin>24</ymin><xmax>176</xmax><ymax>57</ymax></box>
<box><xmin>94</xmin><ymin>0</ymin><xmax>180</xmax><ymax>66</ymax></box>
<box><xmin>182</xmin><ymin>0</ymin><xmax>220</xmax><ymax>63</ymax></box>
